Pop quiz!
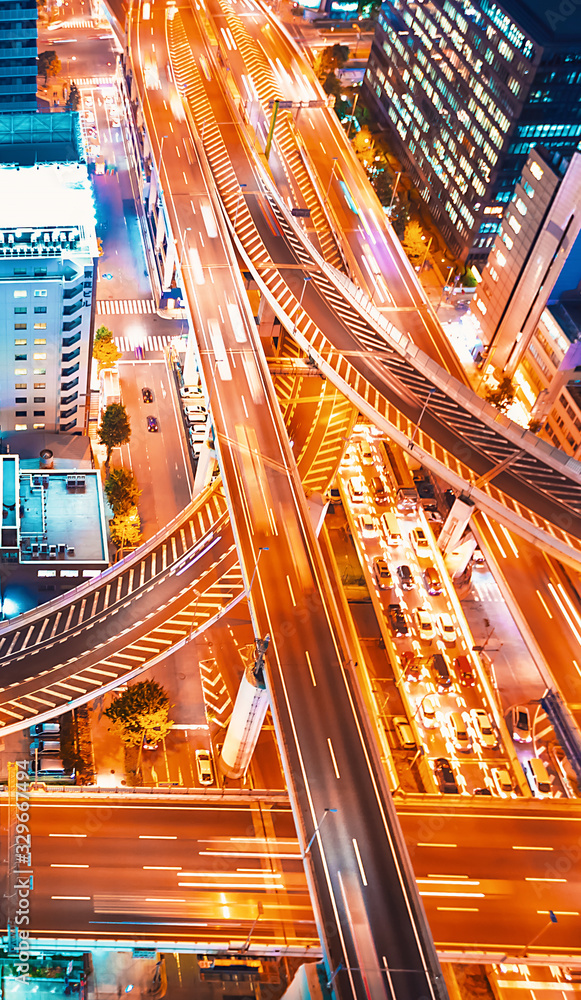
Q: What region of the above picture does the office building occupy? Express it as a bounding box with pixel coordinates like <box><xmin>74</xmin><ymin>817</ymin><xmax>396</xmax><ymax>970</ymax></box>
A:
<box><xmin>0</xmin><ymin>123</ymin><xmax>98</xmax><ymax>435</ymax></box>
<box><xmin>520</xmin><ymin>309</ymin><xmax>581</xmax><ymax>458</ymax></box>
<box><xmin>0</xmin><ymin>0</ymin><xmax>38</xmax><ymax>113</ymax></box>
<box><xmin>471</xmin><ymin>145</ymin><xmax>581</xmax><ymax>375</ymax></box>
<box><xmin>363</xmin><ymin>0</ymin><xmax>581</xmax><ymax>262</ymax></box>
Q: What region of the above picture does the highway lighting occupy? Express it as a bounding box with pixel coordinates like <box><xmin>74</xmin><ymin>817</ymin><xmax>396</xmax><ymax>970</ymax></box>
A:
<box><xmin>408</xmin><ymin>386</ymin><xmax>436</xmax><ymax>449</ymax></box>
<box><xmin>303</xmin><ymin>807</ymin><xmax>337</xmax><ymax>857</ymax></box>
<box><xmin>325</xmin><ymin>157</ymin><xmax>338</xmax><ymax>199</ymax></box>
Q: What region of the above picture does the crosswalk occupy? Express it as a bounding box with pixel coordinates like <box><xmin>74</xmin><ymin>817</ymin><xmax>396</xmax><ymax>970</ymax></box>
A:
<box><xmin>65</xmin><ymin>18</ymin><xmax>98</xmax><ymax>28</ymax></box>
<box><xmin>74</xmin><ymin>76</ymin><xmax>115</xmax><ymax>86</ymax></box>
<box><xmin>97</xmin><ymin>298</ymin><xmax>156</xmax><ymax>316</ymax></box>
<box><xmin>114</xmin><ymin>334</ymin><xmax>172</xmax><ymax>353</ymax></box>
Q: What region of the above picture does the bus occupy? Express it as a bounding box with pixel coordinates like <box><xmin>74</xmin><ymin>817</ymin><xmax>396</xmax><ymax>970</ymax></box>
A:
<box><xmin>377</xmin><ymin>441</ymin><xmax>418</xmax><ymax>514</ymax></box>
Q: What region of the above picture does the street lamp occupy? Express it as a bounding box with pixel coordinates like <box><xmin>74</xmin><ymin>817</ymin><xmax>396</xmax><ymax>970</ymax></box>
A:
<box><xmin>248</xmin><ymin>546</ymin><xmax>269</xmax><ymax>593</ymax></box>
<box><xmin>346</xmin><ymin>91</ymin><xmax>359</xmax><ymax>140</ymax></box>
<box><xmin>408</xmin><ymin>387</ymin><xmax>436</xmax><ymax>449</ymax></box>
<box><xmin>234</xmin><ymin>183</ymin><xmax>248</xmax><ymax>228</ymax></box>
<box><xmin>325</xmin><ymin>157</ymin><xmax>338</xmax><ymax>199</ymax></box>
<box><xmin>156</xmin><ymin>134</ymin><xmax>168</xmax><ymax>183</ymax></box>
<box><xmin>304</xmin><ymin>807</ymin><xmax>337</xmax><ymax>857</ymax></box>
<box><xmin>179</xmin><ymin>225</ymin><xmax>192</xmax><ymax>265</ymax></box>
<box><xmin>523</xmin><ymin>910</ymin><xmax>558</xmax><ymax>957</ymax></box>
<box><xmin>386</xmin><ymin>170</ymin><xmax>402</xmax><ymax>216</ymax></box>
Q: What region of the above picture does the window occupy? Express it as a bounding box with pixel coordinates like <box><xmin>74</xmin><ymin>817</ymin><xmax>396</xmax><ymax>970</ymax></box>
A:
<box><xmin>34</xmin><ymin>368</ymin><xmax>46</xmax><ymax>375</ymax></box>
<box><xmin>33</xmin><ymin>323</ymin><xmax>47</xmax><ymax>330</ymax></box>
<box><xmin>14</xmin><ymin>354</ymin><xmax>27</xmax><ymax>361</ymax></box>
<box><xmin>34</xmin><ymin>307</ymin><xmax>47</xmax><ymax>314</ymax></box>
<box><xmin>502</xmin><ymin>232</ymin><xmax>514</xmax><ymax>250</ymax></box>
<box><xmin>14</xmin><ymin>323</ymin><xmax>27</xmax><ymax>330</ymax></box>
<box><xmin>33</xmin><ymin>423</ymin><xmax>46</xmax><ymax>430</ymax></box>
<box><xmin>15</xmin><ymin>411</ymin><xmax>27</xmax><ymax>417</ymax></box>
<box><xmin>33</xmin><ymin>338</ymin><xmax>46</xmax><ymax>345</ymax></box>
<box><xmin>515</xmin><ymin>197</ymin><xmax>527</xmax><ymax>215</ymax></box>
<box><xmin>14</xmin><ymin>290</ymin><xmax>27</xmax><ymax>299</ymax></box>
<box><xmin>34</xmin><ymin>382</ymin><xmax>45</xmax><ymax>389</ymax></box>
<box><xmin>37</xmin><ymin>569</ymin><xmax>56</xmax><ymax>577</ymax></box>
<box><xmin>33</xmin><ymin>410</ymin><xmax>45</xmax><ymax>416</ymax></box>
<box><xmin>33</xmin><ymin>353</ymin><xmax>46</xmax><ymax>360</ymax></box>
<box><xmin>61</xmin><ymin>570</ymin><xmax>79</xmax><ymax>578</ymax></box>
<box><xmin>34</xmin><ymin>267</ymin><xmax>47</xmax><ymax>277</ymax></box>
<box><xmin>523</xmin><ymin>180</ymin><xmax>535</xmax><ymax>198</ymax></box>
<box><xmin>15</xmin><ymin>424</ymin><xmax>27</xmax><ymax>430</ymax></box>
<box><xmin>509</xmin><ymin>215</ymin><xmax>521</xmax><ymax>234</ymax></box>
<box><xmin>15</xmin><ymin>397</ymin><xmax>26</xmax><ymax>404</ymax></box>
<box><xmin>476</xmin><ymin>298</ymin><xmax>487</xmax><ymax>314</ymax></box>
<box><xmin>34</xmin><ymin>289</ymin><xmax>47</xmax><ymax>297</ymax></box>
<box><xmin>15</xmin><ymin>383</ymin><xmax>26</xmax><ymax>389</ymax></box>
<box><xmin>13</xmin><ymin>268</ymin><xmax>27</xmax><ymax>276</ymax></box>
<box><xmin>14</xmin><ymin>368</ymin><xmax>27</xmax><ymax>375</ymax></box>
<box><xmin>33</xmin><ymin>396</ymin><xmax>45</xmax><ymax>403</ymax></box>
<box><xmin>530</xmin><ymin>161</ymin><xmax>544</xmax><ymax>180</ymax></box>
<box><xmin>14</xmin><ymin>307</ymin><xmax>27</xmax><ymax>315</ymax></box>
<box><xmin>496</xmin><ymin>250</ymin><xmax>507</xmax><ymax>267</ymax></box>
<box><xmin>14</xmin><ymin>338</ymin><xmax>27</xmax><ymax>346</ymax></box>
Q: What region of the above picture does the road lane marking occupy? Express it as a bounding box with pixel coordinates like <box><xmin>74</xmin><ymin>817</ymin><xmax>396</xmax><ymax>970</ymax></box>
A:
<box><xmin>352</xmin><ymin>838</ymin><xmax>368</xmax><ymax>886</ymax></box>
<box><xmin>417</xmin><ymin>843</ymin><xmax>457</xmax><ymax>848</ymax></box>
<box><xmin>305</xmin><ymin>650</ymin><xmax>316</xmax><ymax>686</ymax></box>
<box><xmin>51</xmin><ymin>895</ymin><xmax>91</xmax><ymax>900</ymax></box>
<box><xmin>327</xmin><ymin>738</ymin><xmax>340</xmax><ymax>779</ymax></box>
<box><xmin>513</xmin><ymin>845</ymin><xmax>554</xmax><ymax>851</ymax></box>
<box><xmin>525</xmin><ymin>877</ymin><xmax>566</xmax><ymax>882</ymax></box>
<box><xmin>536</xmin><ymin>589</ymin><xmax>553</xmax><ymax>618</ymax></box>
<box><xmin>139</xmin><ymin>835</ymin><xmax>177</xmax><ymax>840</ymax></box>
<box><xmin>50</xmin><ymin>864</ymin><xmax>89</xmax><ymax>868</ymax></box>
<box><xmin>419</xmin><ymin>891</ymin><xmax>484</xmax><ymax>898</ymax></box>
<box><xmin>49</xmin><ymin>833</ymin><xmax>87</xmax><ymax>838</ymax></box>
<box><xmin>437</xmin><ymin>906</ymin><xmax>479</xmax><ymax>912</ymax></box>
<box><xmin>143</xmin><ymin>866</ymin><xmax>182</xmax><ymax>870</ymax></box>
<box><xmin>286</xmin><ymin>575</ymin><xmax>296</xmax><ymax>607</ymax></box>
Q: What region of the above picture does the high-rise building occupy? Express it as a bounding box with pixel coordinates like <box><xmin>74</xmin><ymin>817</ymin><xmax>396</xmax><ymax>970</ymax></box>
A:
<box><xmin>471</xmin><ymin>145</ymin><xmax>581</xmax><ymax>375</ymax></box>
<box><xmin>363</xmin><ymin>0</ymin><xmax>581</xmax><ymax>262</ymax></box>
<box><xmin>0</xmin><ymin>119</ymin><xmax>98</xmax><ymax>435</ymax></box>
<box><xmin>0</xmin><ymin>0</ymin><xmax>38</xmax><ymax>113</ymax></box>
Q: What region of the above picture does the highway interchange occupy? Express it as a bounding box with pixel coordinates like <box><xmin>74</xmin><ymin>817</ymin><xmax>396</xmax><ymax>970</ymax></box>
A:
<box><xmin>3</xmin><ymin>1</ymin><xmax>581</xmax><ymax>996</ymax></box>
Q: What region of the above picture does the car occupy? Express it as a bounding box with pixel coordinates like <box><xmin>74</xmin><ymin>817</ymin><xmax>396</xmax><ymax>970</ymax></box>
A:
<box><xmin>373</xmin><ymin>558</ymin><xmax>393</xmax><ymax>589</ymax></box>
<box><xmin>562</xmin><ymin>969</ymin><xmax>581</xmax><ymax>983</ymax></box>
<box><xmin>437</xmin><ymin>613</ymin><xmax>456</xmax><ymax>643</ymax></box>
<box><xmin>358</xmin><ymin>440</ymin><xmax>374</xmax><ymax>465</ymax></box>
<box><xmin>393</xmin><ymin>716</ymin><xmax>416</xmax><ymax>750</ymax></box>
<box><xmin>147</xmin><ymin>416</ymin><xmax>159</xmax><ymax>432</ymax></box>
<box><xmin>29</xmin><ymin>721</ymin><xmax>60</xmax><ymax>737</ymax></box>
<box><xmin>420</xmin><ymin>694</ymin><xmax>438</xmax><ymax>729</ymax></box>
<box><xmin>195</xmin><ymin>748</ymin><xmax>214</xmax><ymax>785</ymax></box>
<box><xmin>415</xmin><ymin>608</ymin><xmax>435</xmax><ymax>642</ymax></box>
<box><xmin>430</xmin><ymin>652</ymin><xmax>452</xmax><ymax>691</ymax></box>
<box><xmin>470</xmin><ymin>708</ymin><xmax>498</xmax><ymax>749</ymax></box>
<box><xmin>472</xmin><ymin>547</ymin><xmax>486</xmax><ymax>565</ymax></box>
<box><xmin>396</xmin><ymin>564</ymin><xmax>415</xmax><ymax>589</ymax></box>
<box><xmin>474</xmin><ymin>786</ymin><xmax>493</xmax><ymax>796</ymax></box>
<box><xmin>411</xmin><ymin>527</ymin><xmax>430</xmax><ymax>555</ymax></box>
<box><xmin>387</xmin><ymin>603</ymin><xmax>408</xmax><ymax>636</ymax></box>
<box><xmin>492</xmin><ymin>768</ymin><xmax>512</xmax><ymax>796</ymax></box>
<box><xmin>141</xmin><ymin>387</ymin><xmax>153</xmax><ymax>403</ymax></box>
<box><xmin>455</xmin><ymin>654</ymin><xmax>475</xmax><ymax>687</ymax></box>
<box><xmin>448</xmin><ymin>711</ymin><xmax>471</xmax><ymax>752</ymax></box>
<box><xmin>434</xmin><ymin>757</ymin><xmax>459</xmax><ymax>794</ymax></box>
<box><xmin>185</xmin><ymin>402</ymin><xmax>207</xmax><ymax>415</ymax></box>
<box><xmin>326</xmin><ymin>486</ymin><xmax>342</xmax><ymax>505</ymax></box>
<box><xmin>511</xmin><ymin>705</ymin><xmax>532</xmax><ymax>743</ymax></box>
<box><xmin>423</xmin><ymin>566</ymin><xmax>443</xmax><ymax>596</ymax></box>
<box><xmin>359</xmin><ymin>513</ymin><xmax>379</xmax><ymax>537</ymax></box>
<box><xmin>348</xmin><ymin>476</ymin><xmax>366</xmax><ymax>502</ymax></box>
<box><xmin>143</xmin><ymin>734</ymin><xmax>160</xmax><ymax>751</ymax></box>
<box><xmin>402</xmin><ymin>651</ymin><xmax>421</xmax><ymax>682</ymax></box>
<box><xmin>180</xmin><ymin>385</ymin><xmax>204</xmax><ymax>398</ymax></box>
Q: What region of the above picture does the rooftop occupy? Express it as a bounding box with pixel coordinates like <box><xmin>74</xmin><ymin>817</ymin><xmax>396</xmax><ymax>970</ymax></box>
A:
<box><xmin>0</xmin><ymin>162</ymin><xmax>97</xmax><ymax>257</ymax></box>
<box><xmin>495</xmin><ymin>0</ymin><xmax>581</xmax><ymax>44</ymax></box>
<box><xmin>18</xmin><ymin>470</ymin><xmax>107</xmax><ymax>563</ymax></box>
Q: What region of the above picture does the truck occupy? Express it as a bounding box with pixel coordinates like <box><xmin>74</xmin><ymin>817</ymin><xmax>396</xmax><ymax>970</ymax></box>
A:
<box><xmin>377</xmin><ymin>441</ymin><xmax>418</xmax><ymax>514</ymax></box>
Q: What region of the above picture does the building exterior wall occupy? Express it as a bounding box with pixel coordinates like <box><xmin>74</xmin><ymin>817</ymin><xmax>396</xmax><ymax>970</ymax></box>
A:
<box><xmin>0</xmin><ymin>163</ymin><xmax>98</xmax><ymax>435</ymax></box>
<box><xmin>363</xmin><ymin>0</ymin><xmax>581</xmax><ymax>262</ymax></box>
<box><xmin>521</xmin><ymin>309</ymin><xmax>581</xmax><ymax>458</ymax></box>
<box><xmin>0</xmin><ymin>0</ymin><xmax>37</xmax><ymax>114</ymax></box>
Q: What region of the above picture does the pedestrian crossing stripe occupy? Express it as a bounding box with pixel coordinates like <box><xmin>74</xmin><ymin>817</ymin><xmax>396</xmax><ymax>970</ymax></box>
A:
<box><xmin>114</xmin><ymin>335</ymin><xmax>172</xmax><ymax>353</ymax></box>
<box><xmin>97</xmin><ymin>299</ymin><xmax>156</xmax><ymax>315</ymax></box>
<box><xmin>64</xmin><ymin>19</ymin><xmax>97</xmax><ymax>27</ymax></box>
<box><xmin>74</xmin><ymin>76</ymin><xmax>115</xmax><ymax>86</ymax></box>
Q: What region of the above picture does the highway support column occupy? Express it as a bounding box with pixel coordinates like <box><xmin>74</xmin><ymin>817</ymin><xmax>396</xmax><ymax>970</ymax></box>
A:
<box><xmin>219</xmin><ymin>636</ymin><xmax>270</xmax><ymax>779</ymax></box>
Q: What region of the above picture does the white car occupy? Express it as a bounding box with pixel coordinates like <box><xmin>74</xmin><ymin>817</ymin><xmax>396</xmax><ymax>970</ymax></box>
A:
<box><xmin>358</xmin><ymin>440</ymin><xmax>374</xmax><ymax>466</ymax></box>
<box><xmin>492</xmin><ymin>768</ymin><xmax>512</xmax><ymax>796</ymax></box>
<box><xmin>373</xmin><ymin>558</ymin><xmax>393</xmax><ymax>589</ymax></box>
<box><xmin>415</xmin><ymin>608</ymin><xmax>435</xmax><ymax>643</ymax></box>
<box><xmin>437</xmin><ymin>613</ymin><xmax>456</xmax><ymax>644</ymax></box>
<box><xmin>359</xmin><ymin>513</ymin><xmax>379</xmax><ymax>537</ymax></box>
<box><xmin>411</xmin><ymin>527</ymin><xmax>430</xmax><ymax>555</ymax></box>
<box><xmin>511</xmin><ymin>705</ymin><xmax>532</xmax><ymax>743</ymax></box>
<box><xmin>420</xmin><ymin>694</ymin><xmax>439</xmax><ymax>729</ymax></box>
<box><xmin>470</xmin><ymin>709</ymin><xmax>498</xmax><ymax>749</ymax></box>
<box><xmin>195</xmin><ymin>748</ymin><xmax>214</xmax><ymax>785</ymax></box>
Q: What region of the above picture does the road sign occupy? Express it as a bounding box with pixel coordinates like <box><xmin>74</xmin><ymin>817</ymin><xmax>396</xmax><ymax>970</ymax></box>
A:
<box><xmin>268</xmin><ymin>100</ymin><xmax>293</xmax><ymax>109</ymax></box>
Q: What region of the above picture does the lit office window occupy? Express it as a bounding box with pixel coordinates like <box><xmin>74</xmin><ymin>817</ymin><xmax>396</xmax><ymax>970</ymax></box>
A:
<box><xmin>14</xmin><ymin>339</ymin><xmax>27</xmax><ymax>346</ymax></box>
<box><xmin>14</xmin><ymin>290</ymin><xmax>27</xmax><ymax>299</ymax></box>
<box><xmin>15</xmin><ymin>424</ymin><xmax>27</xmax><ymax>430</ymax></box>
<box><xmin>14</xmin><ymin>368</ymin><xmax>27</xmax><ymax>375</ymax></box>
<box><xmin>523</xmin><ymin>180</ymin><xmax>535</xmax><ymax>197</ymax></box>
<box><xmin>515</xmin><ymin>198</ymin><xmax>527</xmax><ymax>215</ymax></box>
<box><xmin>34</xmin><ymin>323</ymin><xmax>47</xmax><ymax>330</ymax></box>
<box><xmin>509</xmin><ymin>215</ymin><xmax>521</xmax><ymax>233</ymax></box>
<box><xmin>33</xmin><ymin>423</ymin><xmax>46</xmax><ymax>430</ymax></box>
<box><xmin>34</xmin><ymin>368</ymin><xmax>46</xmax><ymax>375</ymax></box>
<box><xmin>33</xmin><ymin>353</ymin><xmax>47</xmax><ymax>361</ymax></box>
<box><xmin>34</xmin><ymin>338</ymin><xmax>46</xmax><ymax>345</ymax></box>
<box><xmin>496</xmin><ymin>250</ymin><xmax>507</xmax><ymax>267</ymax></box>
<box><xmin>502</xmin><ymin>232</ymin><xmax>514</xmax><ymax>250</ymax></box>
<box><xmin>34</xmin><ymin>289</ymin><xmax>47</xmax><ymax>297</ymax></box>
<box><xmin>477</xmin><ymin>298</ymin><xmax>487</xmax><ymax>314</ymax></box>
<box><xmin>530</xmin><ymin>161</ymin><xmax>544</xmax><ymax>180</ymax></box>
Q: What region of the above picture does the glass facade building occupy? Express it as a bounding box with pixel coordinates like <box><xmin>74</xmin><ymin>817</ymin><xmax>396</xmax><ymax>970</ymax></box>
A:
<box><xmin>0</xmin><ymin>0</ymin><xmax>38</xmax><ymax>113</ymax></box>
<box><xmin>364</xmin><ymin>0</ymin><xmax>581</xmax><ymax>261</ymax></box>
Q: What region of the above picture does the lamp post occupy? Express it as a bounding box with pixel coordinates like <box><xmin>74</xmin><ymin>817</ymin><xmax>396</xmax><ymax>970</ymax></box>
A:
<box><xmin>241</xmin><ymin>901</ymin><xmax>263</xmax><ymax>952</ymax></box>
<box><xmin>523</xmin><ymin>910</ymin><xmax>558</xmax><ymax>957</ymax></box>
<box><xmin>156</xmin><ymin>134</ymin><xmax>168</xmax><ymax>184</ymax></box>
<box><xmin>346</xmin><ymin>91</ymin><xmax>359</xmax><ymax>140</ymax></box>
<box><xmin>386</xmin><ymin>170</ymin><xmax>402</xmax><ymax>216</ymax></box>
<box><xmin>179</xmin><ymin>225</ymin><xmax>192</xmax><ymax>266</ymax></box>
<box><xmin>408</xmin><ymin>386</ymin><xmax>436</xmax><ymax>449</ymax></box>
<box><xmin>234</xmin><ymin>183</ymin><xmax>248</xmax><ymax>228</ymax></box>
<box><xmin>325</xmin><ymin>157</ymin><xmax>338</xmax><ymax>199</ymax></box>
<box><xmin>248</xmin><ymin>546</ymin><xmax>269</xmax><ymax>593</ymax></box>
<box><xmin>304</xmin><ymin>807</ymin><xmax>337</xmax><ymax>857</ymax></box>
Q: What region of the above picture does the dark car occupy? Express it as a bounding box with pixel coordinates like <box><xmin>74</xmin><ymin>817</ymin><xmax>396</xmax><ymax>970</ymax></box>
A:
<box><xmin>147</xmin><ymin>416</ymin><xmax>158</xmax><ymax>433</ymax></box>
<box><xmin>455</xmin><ymin>654</ymin><xmax>475</xmax><ymax>687</ymax></box>
<box><xmin>430</xmin><ymin>652</ymin><xmax>452</xmax><ymax>691</ymax></box>
<box><xmin>387</xmin><ymin>603</ymin><xmax>408</xmax><ymax>637</ymax></box>
<box><xmin>474</xmin><ymin>787</ymin><xmax>493</xmax><ymax>796</ymax></box>
<box><xmin>396</xmin><ymin>564</ymin><xmax>415</xmax><ymax>590</ymax></box>
<box><xmin>434</xmin><ymin>757</ymin><xmax>459</xmax><ymax>794</ymax></box>
<box><xmin>142</xmin><ymin>387</ymin><xmax>153</xmax><ymax>403</ymax></box>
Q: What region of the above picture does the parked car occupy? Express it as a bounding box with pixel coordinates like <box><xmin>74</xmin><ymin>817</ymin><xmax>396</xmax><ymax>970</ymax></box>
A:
<box><xmin>195</xmin><ymin>748</ymin><xmax>214</xmax><ymax>785</ymax></box>
<box><xmin>147</xmin><ymin>415</ymin><xmax>159</xmax><ymax>432</ymax></box>
<box><xmin>29</xmin><ymin>722</ymin><xmax>60</xmax><ymax>737</ymax></box>
<box><xmin>492</xmin><ymin>768</ymin><xmax>513</xmax><ymax>796</ymax></box>
<box><xmin>411</xmin><ymin>527</ymin><xmax>430</xmax><ymax>556</ymax></box>
<box><xmin>511</xmin><ymin>705</ymin><xmax>532</xmax><ymax>743</ymax></box>
<box><xmin>434</xmin><ymin>757</ymin><xmax>459</xmax><ymax>794</ymax></box>
<box><xmin>393</xmin><ymin>717</ymin><xmax>416</xmax><ymax>750</ymax></box>
<box><xmin>141</xmin><ymin>387</ymin><xmax>153</xmax><ymax>403</ymax></box>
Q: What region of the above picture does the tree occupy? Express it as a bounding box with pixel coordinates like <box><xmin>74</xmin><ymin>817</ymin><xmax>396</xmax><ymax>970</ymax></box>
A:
<box><xmin>402</xmin><ymin>220</ymin><xmax>427</xmax><ymax>262</ymax></box>
<box><xmin>66</xmin><ymin>82</ymin><xmax>81</xmax><ymax>111</ymax></box>
<box><xmin>109</xmin><ymin>508</ymin><xmax>142</xmax><ymax>550</ymax></box>
<box><xmin>37</xmin><ymin>50</ymin><xmax>61</xmax><ymax>84</ymax></box>
<box><xmin>314</xmin><ymin>44</ymin><xmax>350</xmax><ymax>82</ymax></box>
<box><xmin>322</xmin><ymin>72</ymin><xmax>342</xmax><ymax>98</ymax></box>
<box><xmin>105</xmin><ymin>468</ymin><xmax>141</xmax><ymax>516</ymax></box>
<box><xmin>370</xmin><ymin>168</ymin><xmax>393</xmax><ymax>205</ymax></box>
<box><xmin>390</xmin><ymin>203</ymin><xmax>409</xmax><ymax>240</ymax></box>
<box><xmin>95</xmin><ymin>324</ymin><xmax>114</xmax><ymax>343</ymax></box>
<box><xmin>98</xmin><ymin>402</ymin><xmax>131</xmax><ymax>462</ymax></box>
<box><xmin>353</xmin><ymin>124</ymin><xmax>375</xmax><ymax>160</ymax></box>
<box><xmin>485</xmin><ymin>376</ymin><xmax>515</xmax><ymax>414</ymax></box>
<box><xmin>93</xmin><ymin>337</ymin><xmax>121</xmax><ymax>373</ymax></box>
<box><xmin>461</xmin><ymin>268</ymin><xmax>478</xmax><ymax>288</ymax></box>
<box><xmin>104</xmin><ymin>680</ymin><xmax>174</xmax><ymax>747</ymax></box>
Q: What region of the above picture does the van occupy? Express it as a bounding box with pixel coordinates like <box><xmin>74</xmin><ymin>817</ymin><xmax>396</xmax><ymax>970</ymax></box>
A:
<box><xmin>423</xmin><ymin>566</ymin><xmax>442</xmax><ymax>596</ymax></box>
<box><xmin>30</xmin><ymin>739</ymin><xmax>60</xmax><ymax>755</ymax></box>
<box><xmin>27</xmin><ymin>758</ymin><xmax>71</xmax><ymax>778</ymax></box>
<box><xmin>29</xmin><ymin>722</ymin><xmax>60</xmax><ymax>737</ymax></box>
<box><xmin>430</xmin><ymin>653</ymin><xmax>452</xmax><ymax>691</ymax></box>
<box><xmin>455</xmin><ymin>654</ymin><xmax>475</xmax><ymax>687</ymax></box>
<box><xmin>358</xmin><ymin>440</ymin><xmax>374</xmax><ymax>466</ymax></box>
<box><xmin>348</xmin><ymin>476</ymin><xmax>366</xmax><ymax>502</ymax></box>
<box><xmin>449</xmin><ymin>712</ymin><xmax>471</xmax><ymax>752</ymax></box>
<box><xmin>381</xmin><ymin>512</ymin><xmax>402</xmax><ymax>546</ymax></box>
<box><xmin>393</xmin><ymin>717</ymin><xmax>416</xmax><ymax>750</ymax></box>
<box><xmin>525</xmin><ymin>757</ymin><xmax>551</xmax><ymax>797</ymax></box>
<box><xmin>370</xmin><ymin>477</ymin><xmax>389</xmax><ymax>505</ymax></box>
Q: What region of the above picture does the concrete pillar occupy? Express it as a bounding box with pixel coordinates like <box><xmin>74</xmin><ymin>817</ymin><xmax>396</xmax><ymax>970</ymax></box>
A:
<box><xmin>220</xmin><ymin>639</ymin><xmax>270</xmax><ymax>779</ymax></box>
<box><xmin>193</xmin><ymin>442</ymin><xmax>216</xmax><ymax>496</ymax></box>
